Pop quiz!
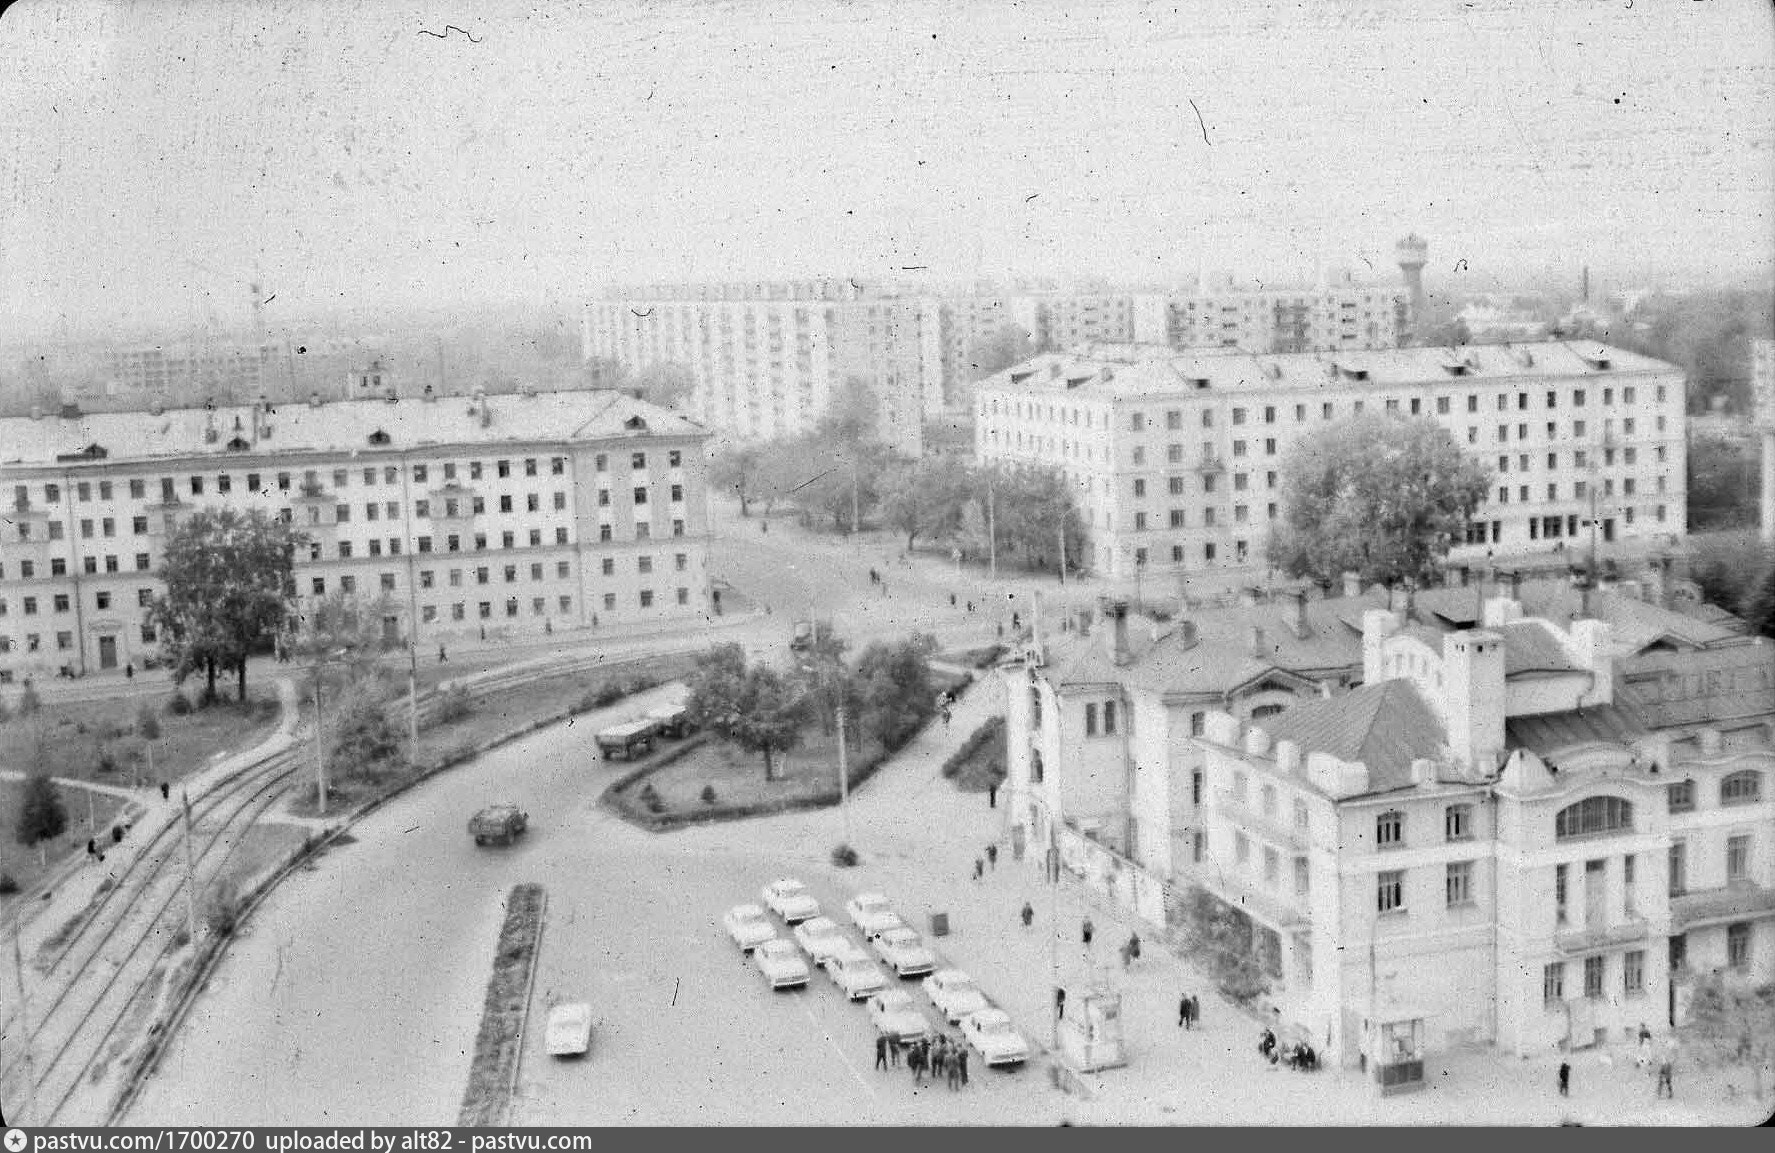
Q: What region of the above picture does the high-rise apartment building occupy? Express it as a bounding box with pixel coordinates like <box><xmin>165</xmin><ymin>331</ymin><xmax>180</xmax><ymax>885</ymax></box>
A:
<box><xmin>975</xmin><ymin>342</ymin><xmax>1687</xmax><ymax>579</ymax></box>
<box><xmin>1131</xmin><ymin>276</ymin><xmax>1407</xmax><ymax>354</ymax></box>
<box><xmin>0</xmin><ymin>389</ymin><xmax>711</xmax><ymax>681</ymax></box>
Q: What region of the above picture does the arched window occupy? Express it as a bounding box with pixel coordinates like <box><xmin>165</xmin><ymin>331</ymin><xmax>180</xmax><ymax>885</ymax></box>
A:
<box><xmin>1720</xmin><ymin>771</ymin><xmax>1763</xmax><ymax>807</ymax></box>
<box><xmin>1555</xmin><ymin>796</ymin><xmax>1634</xmax><ymax>840</ymax></box>
<box><xmin>1376</xmin><ymin>810</ymin><xmax>1404</xmax><ymax>848</ymax></box>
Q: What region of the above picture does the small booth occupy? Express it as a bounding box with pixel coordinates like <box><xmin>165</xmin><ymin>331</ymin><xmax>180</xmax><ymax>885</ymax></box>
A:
<box><xmin>1362</xmin><ymin>1011</ymin><xmax>1429</xmax><ymax>1095</ymax></box>
<box><xmin>1058</xmin><ymin>987</ymin><xmax>1126</xmax><ymax>1073</ymax></box>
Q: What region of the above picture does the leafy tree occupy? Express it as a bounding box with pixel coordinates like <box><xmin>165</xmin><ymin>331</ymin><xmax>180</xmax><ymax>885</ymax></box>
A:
<box><xmin>723</xmin><ymin>667</ymin><xmax>808</xmax><ymax>782</ymax></box>
<box><xmin>1179</xmin><ymin>886</ymin><xmax>1271</xmax><ymax>1003</ymax></box>
<box><xmin>710</xmin><ymin>444</ymin><xmax>764</xmax><ymax>516</ymax></box>
<box><xmin>992</xmin><ymin>465</ymin><xmax>1089</xmax><ymax>576</ymax></box>
<box><xmin>148</xmin><ymin>509</ymin><xmax>304</xmax><ymax>702</ymax></box>
<box><xmin>790</xmin><ymin>624</ymin><xmax>863</xmax><ymax>740</ymax></box>
<box><xmin>1742</xmin><ymin>561</ymin><xmax>1775</xmax><ymax>641</ymax></box>
<box><xmin>685</xmin><ymin>642</ymin><xmax>750</xmax><ymax>731</ymax></box>
<box><xmin>1686</xmin><ymin>532</ymin><xmax>1773</xmax><ymax>620</ymax></box>
<box><xmin>288</xmin><ymin>589</ymin><xmax>395</xmax><ymax>698</ymax></box>
<box><xmin>1268</xmin><ymin>414</ymin><xmax>1492</xmax><ymax>590</ymax></box>
<box><xmin>853</xmin><ymin>634</ymin><xmax>938</xmax><ymax>752</ymax></box>
<box><xmin>877</xmin><ymin>455</ymin><xmax>974</xmax><ymax>550</ymax></box>
<box><xmin>817</xmin><ymin>376</ymin><xmax>881</xmax><ymax>445</ymax></box>
<box><xmin>631</xmin><ymin>362</ymin><xmax>696</xmax><ymax>410</ymax></box>
<box><xmin>14</xmin><ymin>773</ymin><xmax>68</xmax><ymax>868</ymax></box>
<box><xmin>1686</xmin><ymin>431</ymin><xmax>1760</xmax><ymax>531</ymax></box>
<box><xmin>329</xmin><ymin>681</ymin><xmax>402</xmax><ymax>774</ymax></box>
<box><xmin>1680</xmin><ymin>971</ymin><xmax>1775</xmax><ymax>1100</ymax></box>
<box><xmin>964</xmin><ymin>323</ymin><xmax>1036</xmax><ymax>381</ymax></box>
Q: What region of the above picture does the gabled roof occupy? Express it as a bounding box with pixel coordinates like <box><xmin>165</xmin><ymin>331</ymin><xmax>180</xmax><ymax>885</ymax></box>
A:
<box><xmin>1255</xmin><ymin>679</ymin><xmax>1447</xmax><ymax>796</ymax></box>
<box><xmin>1499</xmin><ymin>620</ymin><xmax>1580</xmax><ymax>676</ymax></box>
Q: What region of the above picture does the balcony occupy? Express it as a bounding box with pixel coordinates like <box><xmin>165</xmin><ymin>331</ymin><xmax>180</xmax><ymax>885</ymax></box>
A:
<box><xmin>1670</xmin><ymin>882</ymin><xmax>1775</xmax><ymax>932</ymax></box>
<box><xmin>1554</xmin><ymin>917</ymin><xmax>1651</xmax><ymax>956</ymax></box>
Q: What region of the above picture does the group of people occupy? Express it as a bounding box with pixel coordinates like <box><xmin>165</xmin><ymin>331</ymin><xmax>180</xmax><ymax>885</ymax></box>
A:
<box><xmin>875</xmin><ymin>1032</ymin><xmax>970</xmax><ymax>1089</ymax></box>
<box><xmin>1259</xmin><ymin>1027</ymin><xmax>1319</xmax><ymax>1072</ymax></box>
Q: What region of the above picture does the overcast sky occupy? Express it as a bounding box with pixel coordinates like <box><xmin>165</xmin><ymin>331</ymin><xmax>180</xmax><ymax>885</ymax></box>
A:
<box><xmin>2</xmin><ymin>0</ymin><xmax>1771</xmax><ymax>340</ymax></box>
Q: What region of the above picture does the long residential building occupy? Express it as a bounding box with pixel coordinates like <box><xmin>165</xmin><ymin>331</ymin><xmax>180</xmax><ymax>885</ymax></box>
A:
<box><xmin>0</xmin><ymin>389</ymin><xmax>712</xmax><ymax>682</ymax></box>
<box><xmin>974</xmin><ymin>341</ymin><xmax>1688</xmax><ymax>579</ymax></box>
<box><xmin>582</xmin><ymin>280</ymin><xmax>935</xmax><ymax>457</ymax></box>
<box><xmin>1130</xmin><ymin>277</ymin><xmax>1407</xmax><ymax>355</ymax></box>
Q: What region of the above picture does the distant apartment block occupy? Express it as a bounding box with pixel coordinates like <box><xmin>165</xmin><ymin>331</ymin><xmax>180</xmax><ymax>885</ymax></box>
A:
<box><xmin>582</xmin><ymin>280</ymin><xmax>935</xmax><ymax>456</ymax></box>
<box><xmin>975</xmin><ymin>341</ymin><xmax>1687</xmax><ymax>579</ymax></box>
<box><xmin>1131</xmin><ymin>276</ymin><xmax>1406</xmax><ymax>355</ymax></box>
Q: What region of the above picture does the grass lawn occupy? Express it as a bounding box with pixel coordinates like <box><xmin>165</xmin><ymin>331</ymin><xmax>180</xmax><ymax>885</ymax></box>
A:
<box><xmin>942</xmin><ymin>716</ymin><xmax>1006</xmax><ymax>793</ymax></box>
<box><xmin>0</xmin><ymin>687</ymin><xmax>281</xmax><ymax>790</ymax></box>
<box><xmin>0</xmin><ymin>780</ymin><xmax>132</xmax><ymax>899</ymax></box>
<box><xmin>616</xmin><ymin>725</ymin><xmax>884</xmax><ymax>816</ymax></box>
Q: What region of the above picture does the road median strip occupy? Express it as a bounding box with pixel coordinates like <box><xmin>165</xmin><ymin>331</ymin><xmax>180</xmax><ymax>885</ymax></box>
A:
<box><xmin>458</xmin><ymin>883</ymin><xmax>547</xmax><ymax>1127</ymax></box>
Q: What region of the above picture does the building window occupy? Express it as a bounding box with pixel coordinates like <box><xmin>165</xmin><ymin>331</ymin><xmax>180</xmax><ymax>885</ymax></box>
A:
<box><xmin>1727</xmin><ymin>922</ymin><xmax>1752</xmax><ymax>970</ymax></box>
<box><xmin>1668</xmin><ymin>840</ymin><xmax>1687</xmax><ymax>896</ymax></box>
<box><xmin>1623</xmin><ymin>949</ymin><xmax>1645</xmax><ymax>995</ymax></box>
<box><xmin>1583</xmin><ymin>955</ymin><xmax>1605</xmax><ymax>1000</ymax></box>
<box><xmin>1542</xmin><ymin>962</ymin><xmax>1565</xmax><ymax>1004</ymax></box>
<box><xmin>1554</xmin><ymin>796</ymin><xmax>1633</xmax><ymax>840</ymax></box>
<box><xmin>1556</xmin><ymin>863</ymin><xmax>1569</xmax><ymax>922</ymax></box>
<box><xmin>1727</xmin><ymin>834</ymin><xmax>1750</xmax><ymax>882</ymax></box>
<box><xmin>1234</xmin><ymin>832</ymin><xmax>1250</xmax><ymax>866</ymax></box>
<box><xmin>1446</xmin><ymin>861</ymin><xmax>1474</xmax><ymax>907</ymax></box>
<box><xmin>1445</xmin><ymin>803</ymin><xmax>1473</xmax><ymax>841</ymax></box>
<box><xmin>1667</xmin><ymin>780</ymin><xmax>1695</xmax><ymax>813</ymax></box>
<box><xmin>1084</xmin><ymin>703</ymin><xmax>1098</xmax><ymax>736</ymax></box>
<box><xmin>1263</xmin><ymin>847</ymin><xmax>1280</xmax><ymax>885</ymax></box>
<box><xmin>1376</xmin><ymin>870</ymin><xmax>1404</xmax><ymax>914</ymax></box>
<box><xmin>1103</xmin><ymin>701</ymin><xmax>1118</xmax><ymax>735</ymax></box>
<box><xmin>1293</xmin><ymin>856</ymin><xmax>1309</xmax><ymax>898</ymax></box>
<box><xmin>1376</xmin><ymin>810</ymin><xmax>1403</xmax><ymax>849</ymax></box>
<box><xmin>1720</xmin><ymin>771</ymin><xmax>1763</xmax><ymax>806</ymax></box>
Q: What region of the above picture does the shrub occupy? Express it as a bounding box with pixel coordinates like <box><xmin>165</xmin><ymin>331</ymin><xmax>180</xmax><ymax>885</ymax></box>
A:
<box><xmin>75</xmin><ymin>721</ymin><xmax>89</xmax><ymax>735</ymax></box>
<box><xmin>96</xmin><ymin>746</ymin><xmax>117</xmax><ymax>775</ymax></box>
<box><xmin>830</xmin><ymin>843</ymin><xmax>859</xmax><ymax>868</ymax></box>
<box><xmin>700</xmin><ymin>784</ymin><xmax>717</xmax><ymax>805</ymax></box>
<box><xmin>167</xmin><ymin>691</ymin><xmax>193</xmax><ymax>716</ymax></box>
<box><xmin>203</xmin><ymin>878</ymin><xmax>245</xmax><ymax>938</ymax></box>
<box><xmin>136</xmin><ymin>705</ymin><xmax>162</xmax><ymax>740</ymax></box>
<box><xmin>1178</xmin><ymin>885</ymin><xmax>1271</xmax><ymax>1003</ymax></box>
<box><xmin>198</xmin><ymin>684</ymin><xmax>222</xmax><ymax>709</ymax></box>
<box><xmin>330</xmin><ymin>692</ymin><xmax>402</xmax><ymax>773</ymax></box>
<box><xmin>16</xmin><ymin>682</ymin><xmax>41</xmax><ymax>717</ymax></box>
<box><xmin>434</xmin><ymin>683</ymin><xmax>475</xmax><ymax>724</ymax></box>
<box><xmin>0</xmin><ymin>873</ymin><xmax>18</xmax><ymax>896</ymax></box>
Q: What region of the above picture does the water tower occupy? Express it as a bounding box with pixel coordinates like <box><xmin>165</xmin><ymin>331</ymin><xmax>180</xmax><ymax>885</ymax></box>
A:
<box><xmin>1395</xmin><ymin>234</ymin><xmax>1429</xmax><ymax>332</ymax></box>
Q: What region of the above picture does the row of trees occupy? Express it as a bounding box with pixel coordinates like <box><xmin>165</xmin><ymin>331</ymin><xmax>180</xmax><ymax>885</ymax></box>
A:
<box><xmin>683</xmin><ymin>630</ymin><xmax>939</xmax><ymax>781</ymax></box>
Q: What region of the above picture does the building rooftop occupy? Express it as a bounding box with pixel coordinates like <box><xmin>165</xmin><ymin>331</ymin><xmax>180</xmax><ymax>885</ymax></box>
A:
<box><xmin>1256</xmin><ymin>679</ymin><xmax>1447</xmax><ymax>797</ymax></box>
<box><xmin>1505</xmin><ymin>702</ymin><xmax>1650</xmax><ymax>763</ymax></box>
<box><xmin>979</xmin><ymin>341</ymin><xmax>1678</xmax><ymax>401</ymax></box>
<box><xmin>0</xmin><ymin>389</ymin><xmax>705</xmax><ymax>467</ymax></box>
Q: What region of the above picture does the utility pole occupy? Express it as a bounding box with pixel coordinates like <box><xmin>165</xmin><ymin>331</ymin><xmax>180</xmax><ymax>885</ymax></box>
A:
<box><xmin>1057</xmin><ymin>516</ymin><xmax>1067</xmax><ymax>588</ymax></box>
<box><xmin>179</xmin><ymin>789</ymin><xmax>198</xmax><ymax>945</ymax></box>
<box><xmin>987</xmin><ymin>481</ymin><xmax>997</xmax><ymax>581</ymax></box>
<box><xmin>836</xmin><ymin>703</ymin><xmax>852</xmax><ymax>846</ymax></box>
<box><xmin>312</xmin><ymin>673</ymin><xmax>328</xmax><ymax>816</ymax></box>
<box><xmin>850</xmin><ymin>458</ymin><xmax>861</xmax><ymax>543</ymax></box>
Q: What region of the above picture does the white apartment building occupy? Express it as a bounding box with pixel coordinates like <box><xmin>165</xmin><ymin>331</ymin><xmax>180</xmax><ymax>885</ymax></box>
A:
<box><xmin>974</xmin><ymin>342</ymin><xmax>1688</xmax><ymax>580</ymax></box>
<box><xmin>1131</xmin><ymin>278</ymin><xmax>1406</xmax><ymax>354</ymax></box>
<box><xmin>0</xmin><ymin>389</ymin><xmax>712</xmax><ymax>682</ymax></box>
<box><xmin>582</xmin><ymin>280</ymin><xmax>936</xmax><ymax>456</ymax></box>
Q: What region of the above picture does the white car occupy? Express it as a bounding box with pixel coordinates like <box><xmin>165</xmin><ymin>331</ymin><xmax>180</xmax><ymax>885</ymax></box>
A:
<box><xmin>544</xmin><ymin>1002</ymin><xmax>593</xmax><ymax>1057</ymax></box>
<box><xmin>761</xmin><ymin>878</ymin><xmax>821</xmax><ymax>924</ymax></box>
<box><xmin>867</xmin><ymin>988</ymin><xmax>931</xmax><ymax>1043</ymax></box>
<box><xmin>753</xmin><ymin>938</ymin><xmax>811</xmax><ymax>989</ymax></box>
<box><xmin>723</xmin><ymin>903</ymin><xmax>777</xmax><ymax>953</ymax></box>
<box><xmin>823</xmin><ymin>944</ymin><xmax>888</xmax><ymax>1002</ymax></box>
<box><xmin>869</xmin><ymin>925</ymin><xmax>936</xmax><ymax>978</ymax></box>
<box><xmin>961</xmin><ymin>1008</ymin><xmax>1029</xmax><ymax>1067</ymax></box>
<box><xmin>845</xmin><ymin>892</ymin><xmax>904</xmax><ymax>936</ymax></box>
<box><xmin>791</xmin><ymin>916</ymin><xmax>850</xmax><ymax>965</ymax></box>
<box><xmin>922</xmin><ymin>968</ymin><xmax>990</xmax><ymax>1024</ymax></box>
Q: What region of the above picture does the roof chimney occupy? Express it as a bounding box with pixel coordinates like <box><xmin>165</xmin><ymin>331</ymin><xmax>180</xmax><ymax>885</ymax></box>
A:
<box><xmin>1100</xmin><ymin>597</ymin><xmax>1132</xmax><ymax>666</ymax></box>
<box><xmin>1285</xmin><ymin>588</ymin><xmax>1310</xmax><ymax>639</ymax></box>
<box><xmin>1249</xmin><ymin>624</ymin><xmax>1267</xmax><ymax>660</ymax></box>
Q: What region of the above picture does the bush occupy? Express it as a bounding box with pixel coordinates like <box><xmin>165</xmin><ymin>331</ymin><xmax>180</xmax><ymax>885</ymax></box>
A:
<box><xmin>942</xmin><ymin>716</ymin><xmax>1006</xmax><ymax>780</ymax></box>
<box><xmin>830</xmin><ymin>843</ymin><xmax>859</xmax><ymax>868</ymax></box>
<box><xmin>0</xmin><ymin>873</ymin><xmax>18</xmax><ymax>896</ymax></box>
<box><xmin>700</xmin><ymin>784</ymin><xmax>717</xmax><ymax>805</ymax></box>
<box><xmin>434</xmin><ymin>683</ymin><xmax>475</xmax><ymax>724</ymax></box>
<box><xmin>136</xmin><ymin>705</ymin><xmax>162</xmax><ymax>740</ymax></box>
<box><xmin>331</xmin><ymin>692</ymin><xmax>402</xmax><ymax>773</ymax></box>
<box><xmin>203</xmin><ymin>879</ymin><xmax>244</xmax><ymax>939</ymax></box>
<box><xmin>96</xmin><ymin>746</ymin><xmax>117</xmax><ymax>775</ymax></box>
<box><xmin>167</xmin><ymin>691</ymin><xmax>193</xmax><ymax>716</ymax></box>
<box><xmin>1178</xmin><ymin>885</ymin><xmax>1271</xmax><ymax>1003</ymax></box>
<box><xmin>16</xmin><ymin>683</ymin><xmax>41</xmax><ymax>717</ymax></box>
<box><xmin>198</xmin><ymin>684</ymin><xmax>222</xmax><ymax>709</ymax></box>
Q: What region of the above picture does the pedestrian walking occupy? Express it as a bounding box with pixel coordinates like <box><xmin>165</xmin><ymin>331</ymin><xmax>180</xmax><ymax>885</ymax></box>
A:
<box><xmin>949</xmin><ymin>592</ymin><xmax>957</xmax><ymax>607</ymax></box>
<box><xmin>931</xmin><ymin>1039</ymin><xmax>947</xmax><ymax>1087</ymax></box>
<box><xmin>875</xmin><ymin>1033</ymin><xmax>889</xmax><ymax>1070</ymax></box>
<box><xmin>910</xmin><ymin>1039</ymin><xmax>927</xmax><ymax>1086</ymax></box>
<box><xmin>438</xmin><ymin>643</ymin><xmax>447</xmax><ymax>663</ymax></box>
<box><xmin>996</xmin><ymin>622</ymin><xmax>1004</xmax><ymax>639</ymax></box>
<box><xmin>988</xmin><ymin>780</ymin><xmax>999</xmax><ymax>808</ymax></box>
<box><xmin>111</xmin><ymin>825</ymin><xmax>123</xmax><ymax>844</ymax></box>
<box><xmin>159</xmin><ymin>781</ymin><xmax>170</xmax><ymax>801</ymax></box>
<box><xmin>1081</xmin><ymin>917</ymin><xmax>1094</xmax><ymax>948</ymax></box>
<box><xmin>966</xmin><ymin>601</ymin><xmax>974</xmax><ymax>613</ymax></box>
<box><xmin>1012</xmin><ymin>611</ymin><xmax>1021</xmax><ymax>630</ymax></box>
<box><xmin>1055</xmin><ymin>986</ymin><xmax>1066</xmax><ymax>1020</ymax></box>
<box><xmin>1179</xmin><ymin>996</ymin><xmax>1189</xmax><ymax>1028</ymax></box>
<box><xmin>1188</xmin><ymin>994</ymin><xmax>1200</xmax><ymax>1028</ymax></box>
<box><xmin>1655</xmin><ymin>1059</ymin><xmax>1673</xmax><ymax>1099</ymax></box>
<box><xmin>973</xmin><ymin>857</ymin><xmax>984</xmax><ymax>881</ymax></box>
<box><xmin>125</xmin><ymin>662</ymin><xmax>134</xmax><ymax>680</ymax></box>
<box><xmin>86</xmin><ymin>838</ymin><xmax>96</xmax><ymax>858</ymax></box>
<box><xmin>888</xmin><ymin>1035</ymin><xmax>902</xmax><ymax>1068</ymax></box>
<box><xmin>986</xmin><ymin>843</ymin><xmax>998</xmax><ymax>868</ymax></box>
<box><xmin>1557</xmin><ymin>1059</ymin><xmax>1571</xmax><ymax>1097</ymax></box>
<box><xmin>956</xmin><ymin>1041</ymin><xmax>969</xmax><ymax>1087</ymax></box>
<box><xmin>1127</xmin><ymin>931</ymin><xmax>1141</xmax><ymax>963</ymax></box>
<box><xmin>1020</xmin><ymin>901</ymin><xmax>1034</xmax><ymax>928</ymax></box>
<box><xmin>946</xmin><ymin>1043</ymin><xmax>961</xmax><ymax>1090</ymax></box>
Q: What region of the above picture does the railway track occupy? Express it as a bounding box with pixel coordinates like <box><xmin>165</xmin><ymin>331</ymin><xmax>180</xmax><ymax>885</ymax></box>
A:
<box><xmin>2</xmin><ymin>642</ymin><xmax>702</xmax><ymax>1125</ymax></box>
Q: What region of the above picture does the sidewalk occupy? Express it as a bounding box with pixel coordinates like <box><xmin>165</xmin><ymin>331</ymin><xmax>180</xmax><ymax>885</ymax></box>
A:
<box><xmin>792</xmin><ymin>668</ymin><xmax>1767</xmax><ymax>1126</ymax></box>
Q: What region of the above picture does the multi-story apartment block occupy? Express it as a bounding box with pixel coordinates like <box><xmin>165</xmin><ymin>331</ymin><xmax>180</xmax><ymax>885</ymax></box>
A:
<box><xmin>974</xmin><ymin>342</ymin><xmax>1687</xmax><ymax>579</ymax></box>
<box><xmin>581</xmin><ymin>280</ymin><xmax>935</xmax><ymax>456</ymax></box>
<box><xmin>1009</xmin><ymin>293</ymin><xmax>1136</xmax><ymax>353</ymax></box>
<box><xmin>1131</xmin><ymin>276</ymin><xmax>1406</xmax><ymax>355</ymax></box>
<box><xmin>0</xmin><ymin>389</ymin><xmax>711</xmax><ymax>682</ymax></box>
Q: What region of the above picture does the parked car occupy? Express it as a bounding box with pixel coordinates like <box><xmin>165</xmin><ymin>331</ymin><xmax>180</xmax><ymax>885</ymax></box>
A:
<box><xmin>595</xmin><ymin>719</ymin><xmax>658</xmax><ymax>760</ymax></box>
<box><xmin>845</xmin><ymin>892</ymin><xmax>903</xmax><ymax>936</ymax></box>
<box><xmin>723</xmin><ymin>903</ymin><xmax>777</xmax><ymax>952</ymax></box>
<box><xmin>468</xmin><ymin>804</ymin><xmax>529</xmax><ymax>847</ymax></box>
<box><xmin>753</xmin><ymin>938</ymin><xmax>810</xmax><ymax>989</ymax></box>
<box><xmin>869</xmin><ymin>926</ymin><xmax>936</xmax><ymax>978</ymax></box>
<box><xmin>922</xmin><ymin>969</ymin><xmax>989</xmax><ymax>1024</ymax></box>
<box><xmin>961</xmin><ymin>1008</ymin><xmax>1029</xmax><ymax>1067</ymax></box>
<box><xmin>791</xmin><ymin>915</ymin><xmax>850</xmax><ymax>965</ymax></box>
<box><xmin>867</xmin><ymin>988</ymin><xmax>931</xmax><ymax>1043</ymax></box>
<box><xmin>761</xmin><ymin>878</ymin><xmax>821</xmax><ymax>924</ymax></box>
<box><xmin>822</xmin><ymin>942</ymin><xmax>888</xmax><ymax>1001</ymax></box>
<box><xmin>544</xmin><ymin>1002</ymin><xmax>593</xmax><ymax>1057</ymax></box>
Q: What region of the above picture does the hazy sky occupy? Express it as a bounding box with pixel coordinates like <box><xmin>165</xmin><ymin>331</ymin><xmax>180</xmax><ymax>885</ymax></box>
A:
<box><xmin>2</xmin><ymin>0</ymin><xmax>1771</xmax><ymax>339</ymax></box>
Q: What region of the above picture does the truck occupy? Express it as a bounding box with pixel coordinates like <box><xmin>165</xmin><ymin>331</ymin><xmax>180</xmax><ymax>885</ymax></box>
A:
<box><xmin>645</xmin><ymin>703</ymin><xmax>697</xmax><ymax>739</ymax></box>
<box><xmin>469</xmin><ymin>804</ymin><xmax>529</xmax><ymax>847</ymax></box>
<box><xmin>594</xmin><ymin>718</ymin><xmax>659</xmax><ymax>760</ymax></box>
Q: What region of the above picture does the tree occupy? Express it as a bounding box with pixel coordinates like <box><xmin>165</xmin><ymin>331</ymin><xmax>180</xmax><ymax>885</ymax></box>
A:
<box><xmin>1268</xmin><ymin>414</ymin><xmax>1492</xmax><ymax>590</ymax></box>
<box><xmin>992</xmin><ymin>465</ymin><xmax>1088</xmax><ymax>575</ymax></box>
<box><xmin>1686</xmin><ymin>431</ymin><xmax>1760</xmax><ymax>531</ymax></box>
<box><xmin>724</xmin><ymin>667</ymin><xmax>807</xmax><ymax>782</ymax></box>
<box><xmin>964</xmin><ymin>324</ymin><xmax>1036</xmax><ymax>381</ymax></box>
<box><xmin>631</xmin><ymin>362</ymin><xmax>696</xmax><ymax>410</ymax></box>
<box><xmin>14</xmin><ymin>773</ymin><xmax>68</xmax><ymax>868</ymax></box>
<box><xmin>790</xmin><ymin>624</ymin><xmax>862</xmax><ymax>740</ymax></box>
<box><xmin>148</xmin><ymin>509</ymin><xmax>304</xmax><ymax>702</ymax></box>
<box><xmin>817</xmin><ymin>376</ymin><xmax>881</xmax><ymax>445</ymax></box>
<box><xmin>877</xmin><ymin>456</ymin><xmax>975</xmax><ymax>550</ymax></box>
<box><xmin>1742</xmin><ymin>561</ymin><xmax>1775</xmax><ymax>640</ymax></box>
<box><xmin>710</xmin><ymin>444</ymin><xmax>764</xmax><ymax>516</ymax></box>
<box><xmin>329</xmin><ymin>683</ymin><xmax>402</xmax><ymax>775</ymax></box>
<box><xmin>1687</xmin><ymin>532</ymin><xmax>1773</xmax><ymax>620</ymax></box>
<box><xmin>1179</xmin><ymin>885</ymin><xmax>1271</xmax><ymax>1002</ymax></box>
<box><xmin>852</xmin><ymin>634</ymin><xmax>939</xmax><ymax>753</ymax></box>
<box><xmin>1680</xmin><ymin>971</ymin><xmax>1775</xmax><ymax>1100</ymax></box>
